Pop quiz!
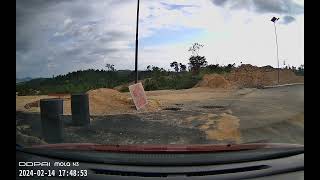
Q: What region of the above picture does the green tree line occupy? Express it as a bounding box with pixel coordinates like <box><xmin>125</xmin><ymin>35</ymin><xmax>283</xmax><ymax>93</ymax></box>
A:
<box><xmin>16</xmin><ymin>43</ymin><xmax>304</xmax><ymax>95</ymax></box>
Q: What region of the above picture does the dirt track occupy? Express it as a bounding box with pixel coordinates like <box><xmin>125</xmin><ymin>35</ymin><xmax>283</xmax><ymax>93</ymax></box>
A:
<box><xmin>16</xmin><ymin>84</ymin><xmax>304</xmax><ymax>146</ymax></box>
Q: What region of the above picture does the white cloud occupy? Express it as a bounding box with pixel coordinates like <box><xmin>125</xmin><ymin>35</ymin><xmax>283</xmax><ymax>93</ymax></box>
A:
<box><xmin>137</xmin><ymin>0</ymin><xmax>304</xmax><ymax>69</ymax></box>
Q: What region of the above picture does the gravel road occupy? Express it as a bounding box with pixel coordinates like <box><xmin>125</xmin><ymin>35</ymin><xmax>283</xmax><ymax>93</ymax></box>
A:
<box><xmin>16</xmin><ymin>85</ymin><xmax>304</xmax><ymax>146</ymax></box>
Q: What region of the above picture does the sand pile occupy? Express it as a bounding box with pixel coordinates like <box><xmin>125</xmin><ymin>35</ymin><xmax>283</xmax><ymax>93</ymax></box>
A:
<box><xmin>264</xmin><ymin>69</ymin><xmax>304</xmax><ymax>84</ymax></box>
<box><xmin>197</xmin><ymin>64</ymin><xmax>304</xmax><ymax>89</ymax></box>
<box><xmin>226</xmin><ymin>64</ymin><xmax>273</xmax><ymax>88</ymax></box>
<box><xmin>20</xmin><ymin>88</ymin><xmax>161</xmax><ymax>115</ymax></box>
<box><xmin>84</xmin><ymin>88</ymin><xmax>160</xmax><ymax>115</ymax></box>
<box><xmin>86</xmin><ymin>88</ymin><xmax>132</xmax><ymax>115</ymax></box>
<box><xmin>64</xmin><ymin>88</ymin><xmax>161</xmax><ymax>115</ymax></box>
<box><xmin>228</xmin><ymin>64</ymin><xmax>304</xmax><ymax>87</ymax></box>
<box><xmin>195</xmin><ymin>74</ymin><xmax>232</xmax><ymax>88</ymax></box>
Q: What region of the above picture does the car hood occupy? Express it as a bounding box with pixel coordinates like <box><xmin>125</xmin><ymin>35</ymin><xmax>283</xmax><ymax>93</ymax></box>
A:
<box><xmin>25</xmin><ymin>143</ymin><xmax>303</xmax><ymax>153</ymax></box>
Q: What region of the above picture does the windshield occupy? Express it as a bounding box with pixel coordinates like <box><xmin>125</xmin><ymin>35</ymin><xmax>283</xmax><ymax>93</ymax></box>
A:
<box><xmin>16</xmin><ymin>0</ymin><xmax>304</xmax><ymax>149</ymax></box>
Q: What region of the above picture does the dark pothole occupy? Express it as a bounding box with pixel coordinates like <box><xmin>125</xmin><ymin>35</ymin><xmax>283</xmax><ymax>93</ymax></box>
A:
<box><xmin>200</xmin><ymin>105</ymin><xmax>226</xmax><ymax>110</ymax></box>
<box><xmin>163</xmin><ymin>107</ymin><xmax>182</xmax><ymax>111</ymax></box>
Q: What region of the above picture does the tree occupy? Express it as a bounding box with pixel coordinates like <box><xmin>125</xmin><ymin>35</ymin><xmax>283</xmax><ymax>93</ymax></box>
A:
<box><xmin>179</xmin><ymin>63</ymin><xmax>187</xmax><ymax>72</ymax></box>
<box><xmin>207</xmin><ymin>64</ymin><xmax>219</xmax><ymax>70</ymax></box>
<box><xmin>227</xmin><ymin>63</ymin><xmax>236</xmax><ymax>69</ymax></box>
<box><xmin>187</xmin><ymin>43</ymin><xmax>207</xmax><ymax>74</ymax></box>
<box><xmin>105</xmin><ymin>64</ymin><xmax>116</xmax><ymax>71</ymax></box>
<box><xmin>152</xmin><ymin>66</ymin><xmax>160</xmax><ymax>72</ymax></box>
<box><xmin>146</xmin><ymin>65</ymin><xmax>151</xmax><ymax>71</ymax></box>
<box><xmin>148</xmin><ymin>66</ymin><xmax>167</xmax><ymax>80</ymax></box>
<box><xmin>188</xmin><ymin>56</ymin><xmax>207</xmax><ymax>74</ymax></box>
<box><xmin>170</xmin><ymin>61</ymin><xmax>179</xmax><ymax>72</ymax></box>
<box><xmin>296</xmin><ymin>64</ymin><xmax>304</xmax><ymax>76</ymax></box>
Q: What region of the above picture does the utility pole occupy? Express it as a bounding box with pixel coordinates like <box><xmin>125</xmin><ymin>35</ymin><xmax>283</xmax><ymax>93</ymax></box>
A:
<box><xmin>134</xmin><ymin>0</ymin><xmax>140</xmax><ymax>83</ymax></box>
<box><xmin>271</xmin><ymin>17</ymin><xmax>280</xmax><ymax>84</ymax></box>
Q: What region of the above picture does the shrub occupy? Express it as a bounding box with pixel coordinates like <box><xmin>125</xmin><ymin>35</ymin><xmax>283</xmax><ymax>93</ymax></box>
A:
<box><xmin>119</xmin><ymin>86</ymin><xmax>129</xmax><ymax>92</ymax></box>
<box><xmin>144</xmin><ymin>79</ymin><xmax>159</xmax><ymax>91</ymax></box>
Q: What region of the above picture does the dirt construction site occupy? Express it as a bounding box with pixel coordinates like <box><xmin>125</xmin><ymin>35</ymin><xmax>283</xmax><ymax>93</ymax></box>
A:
<box><xmin>16</xmin><ymin>65</ymin><xmax>304</xmax><ymax>146</ymax></box>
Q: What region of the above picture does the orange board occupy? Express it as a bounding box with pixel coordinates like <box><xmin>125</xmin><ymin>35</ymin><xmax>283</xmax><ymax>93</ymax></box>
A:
<box><xmin>129</xmin><ymin>83</ymin><xmax>148</xmax><ymax>110</ymax></box>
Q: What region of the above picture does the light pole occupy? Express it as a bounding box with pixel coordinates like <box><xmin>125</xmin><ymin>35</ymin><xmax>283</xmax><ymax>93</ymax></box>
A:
<box><xmin>134</xmin><ymin>0</ymin><xmax>140</xmax><ymax>84</ymax></box>
<box><xmin>271</xmin><ymin>17</ymin><xmax>280</xmax><ymax>84</ymax></box>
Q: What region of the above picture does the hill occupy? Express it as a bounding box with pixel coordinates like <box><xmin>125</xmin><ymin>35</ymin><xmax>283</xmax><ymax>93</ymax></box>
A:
<box><xmin>16</xmin><ymin>77</ymin><xmax>33</xmax><ymax>84</ymax></box>
<box><xmin>16</xmin><ymin>65</ymin><xmax>304</xmax><ymax>96</ymax></box>
<box><xmin>16</xmin><ymin>69</ymin><xmax>154</xmax><ymax>96</ymax></box>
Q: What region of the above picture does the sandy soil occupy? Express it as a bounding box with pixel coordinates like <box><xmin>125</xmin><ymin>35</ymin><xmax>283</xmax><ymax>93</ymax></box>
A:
<box><xmin>16</xmin><ymin>87</ymin><xmax>235</xmax><ymax>115</ymax></box>
<box><xmin>16</xmin><ymin>71</ymin><xmax>304</xmax><ymax>146</ymax></box>
<box><xmin>16</xmin><ymin>95</ymin><xmax>48</xmax><ymax>113</ymax></box>
<box><xmin>16</xmin><ymin>89</ymin><xmax>162</xmax><ymax>116</ymax></box>
<box><xmin>196</xmin><ymin>65</ymin><xmax>304</xmax><ymax>89</ymax></box>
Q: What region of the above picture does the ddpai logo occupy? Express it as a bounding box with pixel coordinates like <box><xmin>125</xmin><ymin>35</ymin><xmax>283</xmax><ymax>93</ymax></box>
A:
<box><xmin>18</xmin><ymin>162</ymin><xmax>51</xmax><ymax>167</ymax></box>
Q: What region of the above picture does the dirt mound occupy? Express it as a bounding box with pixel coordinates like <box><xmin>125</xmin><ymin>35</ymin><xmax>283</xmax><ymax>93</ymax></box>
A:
<box><xmin>195</xmin><ymin>74</ymin><xmax>232</xmax><ymax>88</ymax></box>
<box><xmin>226</xmin><ymin>65</ymin><xmax>273</xmax><ymax>88</ymax></box>
<box><xmin>226</xmin><ymin>64</ymin><xmax>304</xmax><ymax>88</ymax></box>
<box><xmin>65</xmin><ymin>88</ymin><xmax>161</xmax><ymax>115</ymax></box>
<box><xmin>197</xmin><ymin>64</ymin><xmax>304</xmax><ymax>89</ymax></box>
<box><xmin>264</xmin><ymin>69</ymin><xmax>304</xmax><ymax>84</ymax></box>
<box><xmin>87</xmin><ymin>88</ymin><xmax>131</xmax><ymax>115</ymax></box>
<box><xmin>18</xmin><ymin>88</ymin><xmax>161</xmax><ymax>115</ymax></box>
<box><xmin>24</xmin><ymin>101</ymin><xmax>40</xmax><ymax>109</ymax></box>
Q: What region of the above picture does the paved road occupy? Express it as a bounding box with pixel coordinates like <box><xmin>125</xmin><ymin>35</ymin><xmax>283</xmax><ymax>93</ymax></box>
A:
<box><xmin>16</xmin><ymin>85</ymin><xmax>304</xmax><ymax>146</ymax></box>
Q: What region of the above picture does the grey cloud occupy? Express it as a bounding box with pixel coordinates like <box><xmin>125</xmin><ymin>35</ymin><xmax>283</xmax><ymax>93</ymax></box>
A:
<box><xmin>16</xmin><ymin>39</ymin><xmax>30</xmax><ymax>52</ymax></box>
<box><xmin>160</xmin><ymin>2</ymin><xmax>198</xmax><ymax>10</ymax></box>
<box><xmin>88</xmin><ymin>47</ymin><xmax>122</xmax><ymax>56</ymax></box>
<box><xmin>16</xmin><ymin>0</ymin><xmax>75</xmax><ymax>25</ymax></box>
<box><xmin>281</xmin><ymin>15</ymin><xmax>296</xmax><ymax>24</ymax></box>
<box><xmin>16</xmin><ymin>0</ymin><xmax>135</xmax><ymax>78</ymax></box>
<box><xmin>66</xmin><ymin>3</ymin><xmax>94</xmax><ymax>18</ymax></box>
<box><xmin>212</xmin><ymin>0</ymin><xmax>228</xmax><ymax>6</ymax></box>
<box><xmin>211</xmin><ymin>0</ymin><xmax>304</xmax><ymax>15</ymax></box>
<box><xmin>61</xmin><ymin>47</ymin><xmax>84</xmax><ymax>56</ymax></box>
<box><xmin>254</xmin><ymin>0</ymin><xmax>303</xmax><ymax>14</ymax></box>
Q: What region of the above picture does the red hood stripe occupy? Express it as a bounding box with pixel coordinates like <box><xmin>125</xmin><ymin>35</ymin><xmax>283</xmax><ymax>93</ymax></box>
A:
<box><xmin>27</xmin><ymin>143</ymin><xmax>303</xmax><ymax>153</ymax></box>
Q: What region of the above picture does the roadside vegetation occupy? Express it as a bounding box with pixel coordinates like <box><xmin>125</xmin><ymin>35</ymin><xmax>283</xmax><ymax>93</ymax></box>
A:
<box><xmin>16</xmin><ymin>43</ymin><xmax>304</xmax><ymax>96</ymax></box>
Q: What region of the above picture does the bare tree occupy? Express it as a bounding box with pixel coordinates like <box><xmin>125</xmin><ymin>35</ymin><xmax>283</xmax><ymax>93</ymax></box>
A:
<box><xmin>188</xmin><ymin>43</ymin><xmax>204</xmax><ymax>56</ymax></box>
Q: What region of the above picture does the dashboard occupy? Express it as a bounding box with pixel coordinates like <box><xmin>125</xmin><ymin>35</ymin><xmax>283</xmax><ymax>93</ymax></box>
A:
<box><xmin>16</xmin><ymin>144</ymin><xmax>304</xmax><ymax>180</ymax></box>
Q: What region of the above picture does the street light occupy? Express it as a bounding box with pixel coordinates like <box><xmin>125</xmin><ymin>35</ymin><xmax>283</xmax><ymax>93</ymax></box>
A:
<box><xmin>134</xmin><ymin>0</ymin><xmax>140</xmax><ymax>84</ymax></box>
<box><xmin>271</xmin><ymin>17</ymin><xmax>280</xmax><ymax>84</ymax></box>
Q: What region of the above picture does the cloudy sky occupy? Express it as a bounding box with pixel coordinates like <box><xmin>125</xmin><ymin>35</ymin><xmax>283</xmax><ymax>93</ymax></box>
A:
<box><xmin>16</xmin><ymin>0</ymin><xmax>304</xmax><ymax>78</ymax></box>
